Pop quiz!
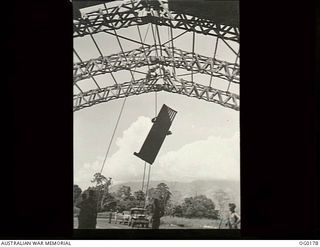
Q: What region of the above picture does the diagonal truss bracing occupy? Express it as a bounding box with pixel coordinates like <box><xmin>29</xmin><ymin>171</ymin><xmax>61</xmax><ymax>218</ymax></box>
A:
<box><xmin>73</xmin><ymin>0</ymin><xmax>240</xmax><ymax>112</ymax></box>
<box><xmin>73</xmin><ymin>75</ymin><xmax>239</xmax><ymax>112</ymax></box>
<box><xmin>73</xmin><ymin>0</ymin><xmax>239</xmax><ymax>43</ymax></box>
<box><xmin>73</xmin><ymin>45</ymin><xmax>240</xmax><ymax>84</ymax></box>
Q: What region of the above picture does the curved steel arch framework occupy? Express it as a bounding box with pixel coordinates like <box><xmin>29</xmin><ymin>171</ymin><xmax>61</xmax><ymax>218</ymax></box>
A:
<box><xmin>73</xmin><ymin>0</ymin><xmax>240</xmax><ymax>112</ymax></box>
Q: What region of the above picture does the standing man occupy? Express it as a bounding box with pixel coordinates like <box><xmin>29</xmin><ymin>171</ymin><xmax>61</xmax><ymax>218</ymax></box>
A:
<box><xmin>151</xmin><ymin>198</ymin><xmax>163</xmax><ymax>229</ymax></box>
<box><xmin>109</xmin><ymin>209</ymin><xmax>113</xmax><ymax>224</ymax></box>
<box><xmin>114</xmin><ymin>209</ymin><xmax>119</xmax><ymax>224</ymax></box>
<box><xmin>77</xmin><ymin>190</ymin><xmax>98</xmax><ymax>229</ymax></box>
<box><xmin>227</xmin><ymin>203</ymin><xmax>241</xmax><ymax>229</ymax></box>
<box><xmin>77</xmin><ymin>193</ymin><xmax>87</xmax><ymax>229</ymax></box>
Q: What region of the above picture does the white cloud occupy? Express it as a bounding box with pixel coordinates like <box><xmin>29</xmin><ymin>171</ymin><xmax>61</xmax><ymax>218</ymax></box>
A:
<box><xmin>74</xmin><ymin>116</ymin><xmax>152</xmax><ymax>189</ymax></box>
<box><xmin>104</xmin><ymin>116</ymin><xmax>152</xmax><ymax>182</ymax></box>
<box><xmin>154</xmin><ymin>132</ymin><xmax>240</xmax><ymax>181</ymax></box>
<box><xmin>74</xmin><ymin>116</ymin><xmax>240</xmax><ymax>189</ymax></box>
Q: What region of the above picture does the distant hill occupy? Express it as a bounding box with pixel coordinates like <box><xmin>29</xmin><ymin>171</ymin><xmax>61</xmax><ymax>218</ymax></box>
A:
<box><xmin>110</xmin><ymin>179</ymin><xmax>240</xmax><ymax>208</ymax></box>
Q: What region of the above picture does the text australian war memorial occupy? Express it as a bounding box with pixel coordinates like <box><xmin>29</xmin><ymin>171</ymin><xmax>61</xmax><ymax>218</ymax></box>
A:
<box><xmin>73</xmin><ymin>0</ymin><xmax>240</xmax><ymax>230</ymax></box>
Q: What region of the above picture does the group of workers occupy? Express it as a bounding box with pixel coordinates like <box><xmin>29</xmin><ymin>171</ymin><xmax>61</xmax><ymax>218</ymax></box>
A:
<box><xmin>76</xmin><ymin>190</ymin><xmax>240</xmax><ymax>229</ymax></box>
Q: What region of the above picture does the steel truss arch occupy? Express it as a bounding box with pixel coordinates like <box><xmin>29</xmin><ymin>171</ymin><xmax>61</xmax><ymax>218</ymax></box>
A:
<box><xmin>73</xmin><ymin>0</ymin><xmax>239</xmax><ymax>43</ymax></box>
<box><xmin>73</xmin><ymin>0</ymin><xmax>240</xmax><ymax>112</ymax></box>
<box><xmin>73</xmin><ymin>75</ymin><xmax>239</xmax><ymax>112</ymax></box>
<box><xmin>73</xmin><ymin>45</ymin><xmax>240</xmax><ymax>84</ymax></box>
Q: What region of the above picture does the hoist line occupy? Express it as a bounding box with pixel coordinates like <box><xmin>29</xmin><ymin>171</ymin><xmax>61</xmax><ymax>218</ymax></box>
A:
<box><xmin>142</xmin><ymin>1</ymin><xmax>165</xmax><ymax>205</ymax></box>
<box><xmin>155</xmin><ymin>22</ymin><xmax>168</xmax><ymax>83</ymax></box>
<box><xmin>97</xmin><ymin>3</ymin><xmax>152</xmax><ymax>189</ymax></box>
<box><xmin>98</xmin><ymin>71</ymin><xmax>144</xmax><ymax>176</ymax></box>
<box><xmin>155</xmin><ymin>24</ymin><xmax>163</xmax><ymax>57</ymax></box>
<box><xmin>150</xmin><ymin>24</ymin><xmax>159</xmax><ymax>56</ymax></box>
<box><xmin>144</xmin><ymin>162</ymin><xmax>152</xmax><ymax>207</ymax></box>
<box><xmin>144</xmin><ymin>84</ymin><xmax>158</xmax><ymax>207</ymax></box>
<box><xmin>155</xmin><ymin>91</ymin><xmax>158</xmax><ymax>117</ymax></box>
<box><xmin>96</xmin><ymin>1</ymin><xmax>162</xmax><ymax>204</ymax></box>
<box><xmin>99</xmin><ymin>96</ymin><xmax>127</xmax><ymax>174</ymax></box>
<box><xmin>150</xmin><ymin>24</ymin><xmax>163</xmax><ymax>77</ymax></box>
<box><xmin>98</xmin><ymin>1</ymin><xmax>149</xmax><ymax>177</ymax></box>
<box><xmin>141</xmin><ymin>162</ymin><xmax>147</xmax><ymax>191</ymax></box>
<box><xmin>142</xmin><ymin>14</ymin><xmax>160</xmax><ymax>203</ymax></box>
<box><xmin>129</xmin><ymin>16</ymin><xmax>153</xmax><ymax>197</ymax></box>
<box><xmin>191</xmin><ymin>31</ymin><xmax>195</xmax><ymax>83</ymax></box>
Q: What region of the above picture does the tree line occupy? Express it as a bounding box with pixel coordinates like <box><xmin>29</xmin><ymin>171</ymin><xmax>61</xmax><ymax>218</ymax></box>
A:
<box><xmin>74</xmin><ymin>173</ymin><xmax>232</xmax><ymax>220</ymax></box>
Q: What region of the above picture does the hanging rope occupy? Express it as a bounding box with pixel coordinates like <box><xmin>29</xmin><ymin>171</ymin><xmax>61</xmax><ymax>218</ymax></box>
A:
<box><xmin>144</xmin><ymin>162</ymin><xmax>152</xmax><ymax>207</ymax></box>
<box><xmin>144</xmin><ymin>84</ymin><xmax>158</xmax><ymax>207</ymax></box>
<box><xmin>151</xmin><ymin>24</ymin><xmax>163</xmax><ymax>77</ymax></box>
<box><xmin>98</xmin><ymin>2</ymin><xmax>153</xmax><ymax>177</ymax></box>
<box><xmin>141</xmin><ymin>162</ymin><xmax>147</xmax><ymax>191</ymax></box>
<box><xmin>191</xmin><ymin>31</ymin><xmax>195</xmax><ymax>83</ymax></box>
<box><xmin>100</xmin><ymin>97</ymin><xmax>127</xmax><ymax>174</ymax></box>
<box><xmin>155</xmin><ymin>91</ymin><xmax>158</xmax><ymax>117</ymax></box>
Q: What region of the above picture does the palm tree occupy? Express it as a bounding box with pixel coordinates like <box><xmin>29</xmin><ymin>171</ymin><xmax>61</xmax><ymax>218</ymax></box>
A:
<box><xmin>91</xmin><ymin>173</ymin><xmax>112</xmax><ymax>211</ymax></box>
<box><xmin>91</xmin><ymin>172</ymin><xmax>108</xmax><ymax>185</ymax></box>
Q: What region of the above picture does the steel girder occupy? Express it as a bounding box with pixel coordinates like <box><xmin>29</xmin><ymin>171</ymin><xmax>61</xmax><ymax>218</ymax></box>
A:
<box><xmin>73</xmin><ymin>45</ymin><xmax>240</xmax><ymax>84</ymax></box>
<box><xmin>73</xmin><ymin>75</ymin><xmax>239</xmax><ymax>112</ymax></box>
<box><xmin>73</xmin><ymin>0</ymin><xmax>239</xmax><ymax>43</ymax></box>
<box><xmin>73</xmin><ymin>0</ymin><xmax>240</xmax><ymax>112</ymax></box>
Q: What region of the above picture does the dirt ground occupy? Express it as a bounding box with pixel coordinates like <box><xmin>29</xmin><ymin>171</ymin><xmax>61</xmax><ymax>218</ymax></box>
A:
<box><xmin>73</xmin><ymin>217</ymin><xmax>193</xmax><ymax>229</ymax></box>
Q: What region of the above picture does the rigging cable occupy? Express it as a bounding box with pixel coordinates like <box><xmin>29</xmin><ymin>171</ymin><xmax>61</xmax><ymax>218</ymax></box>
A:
<box><xmin>144</xmin><ymin>80</ymin><xmax>158</xmax><ymax>206</ymax></box>
<box><xmin>100</xmin><ymin>96</ymin><xmax>127</xmax><ymax>174</ymax></box>
<box><xmin>99</xmin><ymin>1</ymin><xmax>150</xmax><ymax>176</ymax></box>
<box><xmin>141</xmin><ymin>162</ymin><xmax>147</xmax><ymax>191</ymax></box>
<box><xmin>191</xmin><ymin>31</ymin><xmax>195</xmax><ymax>83</ymax></box>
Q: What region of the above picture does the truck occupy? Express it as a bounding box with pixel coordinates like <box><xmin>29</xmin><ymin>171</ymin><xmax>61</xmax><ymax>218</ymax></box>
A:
<box><xmin>128</xmin><ymin>208</ymin><xmax>150</xmax><ymax>228</ymax></box>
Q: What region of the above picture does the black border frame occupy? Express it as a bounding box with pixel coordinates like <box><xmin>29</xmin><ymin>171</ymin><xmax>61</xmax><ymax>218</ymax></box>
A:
<box><xmin>1</xmin><ymin>0</ymin><xmax>319</xmax><ymax>240</ymax></box>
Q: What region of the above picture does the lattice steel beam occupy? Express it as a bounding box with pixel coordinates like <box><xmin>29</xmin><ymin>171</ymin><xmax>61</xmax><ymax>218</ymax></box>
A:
<box><xmin>73</xmin><ymin>0</ymin><xmax>239</xmax><ymax>42</ymax></box>
<box><xmin>73</xmin><ymin>45</ymin><xmax>240</xmax><ymax>84</ymax></box>
<box><xmin>73</xmin><ymin>75</ymin><xmax>239</xmax><ymax>112</ymax></box>
<box><xmin>74</xmin><ymin>77</ymin><xmax>160</xmax><ymax>111</ymax></box>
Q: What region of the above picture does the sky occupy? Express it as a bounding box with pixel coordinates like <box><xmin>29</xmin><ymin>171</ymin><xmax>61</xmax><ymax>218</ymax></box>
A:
<box><xmin>73</xmin><ymin>0</ymin><xmax>240</xmax><ymax>190</ymax></box>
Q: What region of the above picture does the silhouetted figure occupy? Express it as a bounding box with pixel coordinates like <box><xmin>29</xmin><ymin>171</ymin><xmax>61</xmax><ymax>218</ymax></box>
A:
<box><xmin>77</xmin><ymin>193</ymin><xmax>87</xmax><ymax>229</ymax></box>
<box><xmin>77</xmin><ymin>190</ymin><xmax>97</xmax><ymax>229</ymax></box>
<box><xmin>114</xmin><ymin>210</ymin><xmax>119</xmax><ymax>224</ymax></box>
<box><xmin>227</xmin><ymin>203</ymin><xmax>240</xmax><ymax>229</ymax></box>
<box><xmin>109</xmin><ymin>209</ymin><xmax>113</xmax><ymax>223</ymax></box>
<box><xmin>151</xmin><ymin>198</ymin><xmax>162</xmax><ymax>229</ymax></box>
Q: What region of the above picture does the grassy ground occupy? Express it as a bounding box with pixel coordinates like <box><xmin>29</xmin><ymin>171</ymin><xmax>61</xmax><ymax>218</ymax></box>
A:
<box><xmin>74</xmin><ymin>216</ymin><xmax>224</xmax><ymax>229</ymax></box>
<box><xmin>73</xmin><ymin>210</ymin><xmax>225</xmax><ymax>229</ymax></box>
<box><xmin>160</xmin><ymin>216</ymin><xmax>222</xmax><ymax>229</ymax></box>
